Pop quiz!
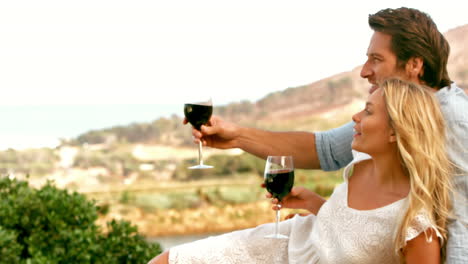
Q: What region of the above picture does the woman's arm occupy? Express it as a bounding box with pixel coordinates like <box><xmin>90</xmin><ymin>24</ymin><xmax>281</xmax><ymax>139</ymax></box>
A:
<box><xmin>269</xmin><ymin>186</ymin><xmax>326</xmax><ymax>215</ymax></box>
<box><xmin>403</xmin><ymin>229</ymin><xmax>441</xmax><ymax>264</ymax></box>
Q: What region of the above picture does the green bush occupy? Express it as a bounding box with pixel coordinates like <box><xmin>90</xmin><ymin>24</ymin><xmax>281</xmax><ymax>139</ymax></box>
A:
<box><xmin>0</xmin><ymin>177</ymin><xmax>161</xmax><ymax>263</ymax></box>
<box><xmin>0</xmin><ymin>226</ymin><xmax>22</xmax><ymax>263</ymax></box>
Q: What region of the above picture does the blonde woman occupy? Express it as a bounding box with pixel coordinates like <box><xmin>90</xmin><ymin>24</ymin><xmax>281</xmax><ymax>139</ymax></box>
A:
<box><xmin>149</xmin><ymin>78</ymin><xmax>452</xmax><ymax>263</ymax></box>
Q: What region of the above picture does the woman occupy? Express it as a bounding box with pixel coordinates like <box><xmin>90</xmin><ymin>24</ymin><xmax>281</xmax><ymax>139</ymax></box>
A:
<box><xmin>149</xmin><ymin>78</ymin><xmax>452</xmax><ymax>263</ymax></box>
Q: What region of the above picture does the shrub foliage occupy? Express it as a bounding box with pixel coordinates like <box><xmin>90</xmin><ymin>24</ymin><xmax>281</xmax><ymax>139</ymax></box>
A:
<box><xmin>0</xmin><ymin>177</ymin><xmax>161</xmax><ymax>263</ymax></box>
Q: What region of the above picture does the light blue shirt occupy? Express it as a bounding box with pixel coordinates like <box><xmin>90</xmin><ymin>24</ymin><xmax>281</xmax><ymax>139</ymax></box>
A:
<box><xmin>315</xmin><ymin>83</ymin><xmax>468</xmax><ymax>263</ymax></box>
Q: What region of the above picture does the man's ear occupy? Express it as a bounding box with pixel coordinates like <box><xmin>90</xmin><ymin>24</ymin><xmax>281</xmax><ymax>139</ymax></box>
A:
<box><xmin>405</xmin><ymin>57</ymin><xmax>424</xmax><ymax>82</ymax></box>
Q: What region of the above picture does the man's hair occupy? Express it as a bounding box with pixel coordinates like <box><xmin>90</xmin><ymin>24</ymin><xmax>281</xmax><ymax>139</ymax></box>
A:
<box><xmin>369</xmin><ymin>7</ymin><xmax>451</xmax><ymax>89</ymax></box>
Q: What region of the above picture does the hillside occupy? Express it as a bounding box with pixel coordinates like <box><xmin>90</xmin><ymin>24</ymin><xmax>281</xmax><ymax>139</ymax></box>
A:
<box><xmin>65</xmin><ymin>24</ymin><xmax>468</xmax><ymax>147</ymax></box>
<box><xmin>218</xmin><ymin>24</ymin><xmax>468</xmax><ymax>126</ymax></box>
<box><xmin>445</xmin><ymin>25</ymin><xmax>468</xmax><ymax>89</ymax></box>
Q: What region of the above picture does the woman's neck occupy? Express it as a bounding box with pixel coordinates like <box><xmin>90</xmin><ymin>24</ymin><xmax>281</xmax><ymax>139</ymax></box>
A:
<box><xmin>371</xmin><ymin>150</ymin><xmax>409</xmax><ymax>194</ymax></box>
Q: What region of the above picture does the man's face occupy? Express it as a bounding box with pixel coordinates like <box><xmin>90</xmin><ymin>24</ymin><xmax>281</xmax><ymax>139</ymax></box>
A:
<box><xmin>360</xmin><ymin>32</ymin><xmax>408</xmax><ymax>94</ymax></box>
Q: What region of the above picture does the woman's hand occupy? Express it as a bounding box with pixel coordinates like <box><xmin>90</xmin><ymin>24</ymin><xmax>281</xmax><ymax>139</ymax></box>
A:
<box><xmin>266</xmin><ymin>186</ymin><xmax>327</xmax><ymax>215</ymax></box>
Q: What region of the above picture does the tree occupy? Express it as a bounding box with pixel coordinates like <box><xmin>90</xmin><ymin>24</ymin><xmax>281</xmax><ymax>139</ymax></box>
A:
<box><xmin>0</xmin><ymin>177</ymin><xmax>161</xmax><ymax>263</ymax></box>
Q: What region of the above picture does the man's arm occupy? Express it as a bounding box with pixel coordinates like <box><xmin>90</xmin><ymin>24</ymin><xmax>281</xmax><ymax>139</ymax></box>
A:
<box><xmin>191</xmin><ymin>116</ymin><xmax>320</xmax><ymax>169</ymax></box>
<box><xmin>314</xmin><ymin>121</ymin><xmax>355</xmax><ymax>171</ymax></box>
<box><xmin>191</xmin><ymin>116</ymin><xmax>355</xmax><ymax>170</ymax></box>
<box><xmin>235</xmin><ymin>128</ymin><xmax>320</xmax><ymax>169</ymax></box>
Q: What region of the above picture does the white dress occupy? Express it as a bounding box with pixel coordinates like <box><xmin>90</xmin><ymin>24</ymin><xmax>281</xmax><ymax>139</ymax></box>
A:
<box><xmin>168</xmin><ymin>152</ymin><xmax>440</xmax><ymax>264</ymax></box>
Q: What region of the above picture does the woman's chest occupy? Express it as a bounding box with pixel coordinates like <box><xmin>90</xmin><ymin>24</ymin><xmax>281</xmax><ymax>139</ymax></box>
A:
<box><xmin>311</xmin><ymin>184</ymin><xmax>405</xmax><ymax>264</ymax></box>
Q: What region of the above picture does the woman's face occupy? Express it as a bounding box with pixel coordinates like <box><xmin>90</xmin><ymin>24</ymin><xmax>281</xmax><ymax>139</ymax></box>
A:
<box><xmin>351</xmin><ymin>88</ymin><xmax>396</xmax><ymax>155</ymax></box>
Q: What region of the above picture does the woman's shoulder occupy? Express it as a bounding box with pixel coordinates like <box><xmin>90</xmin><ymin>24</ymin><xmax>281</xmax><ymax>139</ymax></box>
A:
<box><xmin>343</xmin><ymin>151</ymin><xmax>372</xmax><ymax>181</ymax></box>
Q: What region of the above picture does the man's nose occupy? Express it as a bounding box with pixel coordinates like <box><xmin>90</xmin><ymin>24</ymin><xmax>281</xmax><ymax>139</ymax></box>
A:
<box><xmin>360</xmin><ymin>62</ymin><xmax>371</xmax><ymax>79</ymax></box>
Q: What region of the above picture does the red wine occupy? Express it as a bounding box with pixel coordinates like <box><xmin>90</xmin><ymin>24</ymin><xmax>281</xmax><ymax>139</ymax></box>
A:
<box><xmin>264</xmin><ymin>169</ymin><xmax>294</xmax><ymax>201</ymax></box>
<box><xmin>184</xmin><ymin>103</ymin><xmax>213</xmax><ymax>130</ymax></box>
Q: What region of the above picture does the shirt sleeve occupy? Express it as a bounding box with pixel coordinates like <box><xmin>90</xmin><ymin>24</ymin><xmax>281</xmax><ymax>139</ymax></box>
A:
<box><xmin>315</xmin><ymin>121</ymin><xmax>354</xmax><ymax>171</ymax></box>
<box><xmin>405</xmin><ymin>212</ymin><xmax>443</xmax><ymax>245</ymax></box>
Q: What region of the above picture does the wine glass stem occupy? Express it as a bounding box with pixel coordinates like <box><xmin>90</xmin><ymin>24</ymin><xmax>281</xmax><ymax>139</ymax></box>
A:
<box><xmin>275</xmin><ymin>204</ymin><xmax>281</xmax><ymax>237</ymax></box>
<box><xmin>198</xmin><ymin>141</ymin><xmax>204</xmax><ymax>165</ymax></box>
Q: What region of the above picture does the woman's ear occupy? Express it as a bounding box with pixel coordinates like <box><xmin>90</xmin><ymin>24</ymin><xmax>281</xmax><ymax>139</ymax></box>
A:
<box><xmin>389</xmin><ymin>128</ymin><xmax>397</xmax><ymax>143</ymax></box>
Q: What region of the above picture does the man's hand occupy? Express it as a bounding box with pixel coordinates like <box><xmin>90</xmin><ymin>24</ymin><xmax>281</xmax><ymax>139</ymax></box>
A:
<box><xmin>184</xmin><ymin>115</ymin><xmax>240</xmax><ymax>150</ymax></box>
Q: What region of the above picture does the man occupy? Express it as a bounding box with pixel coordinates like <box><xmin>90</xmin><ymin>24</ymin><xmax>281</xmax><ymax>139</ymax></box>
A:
<box><xmin>188</xmin><ymin>7</ymin><xmax>467</xmax><ymax>263</ymax></box>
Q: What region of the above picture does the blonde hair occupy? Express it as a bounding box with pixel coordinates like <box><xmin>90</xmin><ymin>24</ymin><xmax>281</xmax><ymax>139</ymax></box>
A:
<box><xmin>381</xmin><ymin>78</ymin><xmax>452</xmax><ymax>260</ymax></box>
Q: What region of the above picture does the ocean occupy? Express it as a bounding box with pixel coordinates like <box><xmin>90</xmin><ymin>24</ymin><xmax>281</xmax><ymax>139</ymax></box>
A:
<box><xmin>0</xmin><ymin>104</ymin><xmax>182</xmax><ymax>150</ymax></box>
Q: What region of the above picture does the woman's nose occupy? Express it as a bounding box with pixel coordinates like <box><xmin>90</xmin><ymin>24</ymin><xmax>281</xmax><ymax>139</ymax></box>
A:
<box><xmin>352</xmin><ymin>111</ymin><xmax>361</xmax><ymax>123</ymax></box>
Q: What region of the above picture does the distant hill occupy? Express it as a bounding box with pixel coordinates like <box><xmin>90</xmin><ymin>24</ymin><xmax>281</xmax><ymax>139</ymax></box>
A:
<box><xmin>445</xmin><ymin>25</ymin><xmax>468</xmax><ymax>89</ymax></box>
<box><xmin>217</xmin><ymin>24</ymin><xmax>468</xmax><ymax>125</ymax></box>
<box><xmin>72</xmin><ymin>24</ymin><xmax>468</xmax><ymax>146</ymax></box>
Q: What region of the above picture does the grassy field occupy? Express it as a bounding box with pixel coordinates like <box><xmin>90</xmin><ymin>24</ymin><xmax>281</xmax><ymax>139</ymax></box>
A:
<box><xmin>87</xmin><ymin>169</ymin><xmax>344</xmax><ymax>237</ymax></box>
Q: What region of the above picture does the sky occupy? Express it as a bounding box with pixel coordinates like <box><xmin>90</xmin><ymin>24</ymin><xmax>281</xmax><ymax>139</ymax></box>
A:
<box><xmin>0</xmin><ymin>1</ymin><xmax>467</xmax><ymax>149</ymax></box>
<box><xmin>1</xmin><ymin>0</ymin><xmax>467</xmax><ymax>107</ymax></box>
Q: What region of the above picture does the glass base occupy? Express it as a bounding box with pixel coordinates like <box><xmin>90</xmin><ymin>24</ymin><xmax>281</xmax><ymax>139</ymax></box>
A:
<box><xmin>188</xmin><ymin>164</ymin><xmax>213</xmax><ymax>169</ymax></box>
<box><xmin>264</xmin><ymin>234</ymin><xmax>288</xmax><ymax>239</ymax></box>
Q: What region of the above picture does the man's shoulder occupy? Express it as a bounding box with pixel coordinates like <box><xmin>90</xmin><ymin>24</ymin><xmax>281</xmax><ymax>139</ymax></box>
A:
<box><xmin>437</xmin><ymin>83</ymin><xmax>468</xmax><ymax>101</ymax></box>
<box><xmin>436</xmin><ymin>83</ymin><xmax>468</xmax><ymax>122</ymax></box>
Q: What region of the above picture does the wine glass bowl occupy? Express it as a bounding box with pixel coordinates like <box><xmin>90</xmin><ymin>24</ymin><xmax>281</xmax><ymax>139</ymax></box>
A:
<box><xmin>183</xmin><ymin>98</ymin><xmax>213</xmax><ymax>169</ymax></box>
<box><xmin>264</xmin><ymin>155</ymin><xmax>294</xmax><ymax>239</ymax></box>
<box><xmin>184</xmin><ymin>101</ymin><xmax>213</xmax><ymax>130</ymax></box>
<box><xmin>264</xmin><ymin>169</ymin><xmax>295</xmax><ymax>201</ymax></box>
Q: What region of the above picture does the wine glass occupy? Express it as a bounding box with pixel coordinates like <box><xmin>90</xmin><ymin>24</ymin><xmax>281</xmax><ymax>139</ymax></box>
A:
<box><xmin>183</xmin><ymin>97</ymin><xmax>214</xmax><ymax>169</ymax></box>
<box><xmin>264</xmin><ymin>155</ymin><xmax>294</xmax><ymax>239</ymax></box>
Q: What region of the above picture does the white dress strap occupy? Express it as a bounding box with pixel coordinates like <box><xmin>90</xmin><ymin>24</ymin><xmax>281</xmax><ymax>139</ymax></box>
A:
<box><xmin>342</xmin><ymin>150</ymin><xmax>372</xmax><ymax>181</ymax></box>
